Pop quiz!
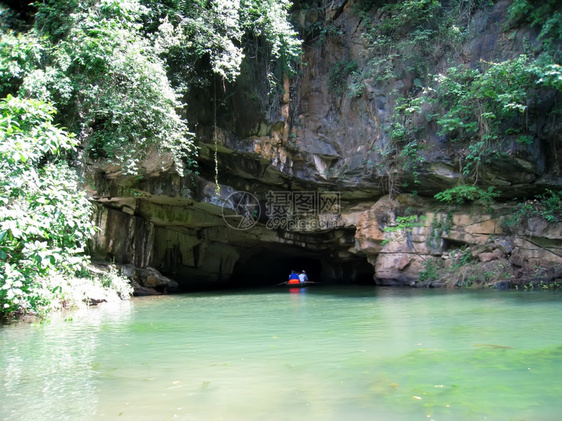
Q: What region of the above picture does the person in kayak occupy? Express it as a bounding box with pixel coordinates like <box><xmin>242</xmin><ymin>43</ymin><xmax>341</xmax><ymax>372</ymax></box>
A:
<box><xmin>288</xmin><ymin>270</ymin><xmax>300</xmax><ymax>284</ymax></box>
<box><xmin>299</xmin><ymin>270</ymin><xmax>308</xmax><ymax>284</ymax></box>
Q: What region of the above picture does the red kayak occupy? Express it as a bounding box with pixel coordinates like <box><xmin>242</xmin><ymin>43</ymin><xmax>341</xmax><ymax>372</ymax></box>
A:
<box><xmin>281</xmin><ymin>281</ymin><xmax>314</xmax><ymax>287</ymax></box>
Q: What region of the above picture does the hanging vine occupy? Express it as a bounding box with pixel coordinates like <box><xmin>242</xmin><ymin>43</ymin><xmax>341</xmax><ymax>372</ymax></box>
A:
<box><xmin>213</xmin><ymin>77</ymin><xmax>220</xmax><ymax>194</ymax></box>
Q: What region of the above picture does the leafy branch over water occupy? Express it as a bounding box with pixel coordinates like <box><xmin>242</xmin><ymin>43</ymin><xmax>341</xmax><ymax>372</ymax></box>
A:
<box><xmin>0</xmin><ymin>95</ymin><xmax>132</xmax><ymax>318</ymax></box>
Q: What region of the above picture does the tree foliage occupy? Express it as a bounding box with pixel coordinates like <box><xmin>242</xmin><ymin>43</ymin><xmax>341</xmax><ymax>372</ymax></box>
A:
<box><xmin>434</xmin><ymin>185</ymin><xmax>499</xmax><ymax>205</ymax></box>
<box><xmin>0</xmin><ymin>95</ymin><xmax>99</xmax><ymax>316</ymax></box>
<box><xmin>23</xmin><ymin>0</ymin><xmax>194</xmax><ymax>175</ymax></box>
<box><xmin>1</xmin><ymin>0</ymin><xmax>302</xmax><ymax>175</ymax></box>
<box><xmin>0</xmin><ymin>31</ymin><xmax>43</xmax><ymax>98</ymax></box>
<box><xmin>148</xmin><ymin>0</ymin><xmax>301</xmax><ymax>90</ymax></box>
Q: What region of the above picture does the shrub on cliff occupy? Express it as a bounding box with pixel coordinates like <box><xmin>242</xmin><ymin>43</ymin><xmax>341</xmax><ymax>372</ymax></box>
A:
<box><xmin>146</xmin><ymin>0</ymin><xmax>301</xmax><ymax>84</ymax></box>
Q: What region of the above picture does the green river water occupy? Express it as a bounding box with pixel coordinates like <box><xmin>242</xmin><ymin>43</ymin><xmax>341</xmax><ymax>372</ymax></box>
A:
<box><xmin>1</xmin><ymin>286</ymin><xmax>561</xmax><ymax>421</ymax></box>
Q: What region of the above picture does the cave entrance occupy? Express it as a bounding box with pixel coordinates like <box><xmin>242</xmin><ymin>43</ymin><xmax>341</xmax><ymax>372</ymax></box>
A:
<box><xmin>229</xmin><ymin>250</ymin><xmax>322</xmax><ymax>287</ymax></box>
<box><xmin>228</xmin><ymin>246</ymin><xmax>374</xmax><ymax>288</ymax></box>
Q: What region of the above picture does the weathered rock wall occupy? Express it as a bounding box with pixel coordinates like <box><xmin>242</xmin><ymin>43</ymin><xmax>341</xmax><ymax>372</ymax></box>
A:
<box><xmin>88</xmin><ymin>0</ymin><xmax>561</xmax><ymax>291</ymax></box>
<box><xmin>89</xmin><ymin>165</ymin><xmax>561</xmax><ymax>291</ymax></box>
<box><xmin>184</xmin><ymin>0</ymin><xmax>561</xmax><ymax>198</ymax></box>
<box><xmin>347</xmin><ymin>195</ymin><xmax>562</xmax><ymax>286</ymax></box>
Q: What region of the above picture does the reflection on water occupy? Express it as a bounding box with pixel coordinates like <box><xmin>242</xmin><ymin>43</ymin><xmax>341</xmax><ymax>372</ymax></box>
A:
<box><xmin>1</xmin><ymin>301</ymin><xmax>134</xmax><ymax>420</ymax></box>
<box><xmin>1</xmin><ymin>287</ymin><xmax>562</xmax><ymax>420</ymax></box>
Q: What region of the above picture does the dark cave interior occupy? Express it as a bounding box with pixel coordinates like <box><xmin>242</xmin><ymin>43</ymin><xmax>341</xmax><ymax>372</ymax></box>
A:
<box><xmin>227</xmin><ymin>246</ymin><xmax>375</xmax><ymax>288</ymax></box>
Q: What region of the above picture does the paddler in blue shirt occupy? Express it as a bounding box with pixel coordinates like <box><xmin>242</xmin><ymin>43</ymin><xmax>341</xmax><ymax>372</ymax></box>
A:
<box><xmin>288</xmin><ymin>270</ymin><xmax>300</xmax><ymax>284</ymax></box>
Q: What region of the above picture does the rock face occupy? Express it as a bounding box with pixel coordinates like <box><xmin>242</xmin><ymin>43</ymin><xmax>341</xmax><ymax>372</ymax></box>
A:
<box><xmin>87</xmin><ymin>0</ymin><xmax>561</xmax><ymax>291</ymax></box>
<box><xmin>89</xmin><ymin>165</ymin><xmax>561</xmax><ymax>290</ymax></box>
<box><xmin>350</xmin><ymin>196</ymin><xmax>561</xmax><ymax>286</ymax></box>
<box><xmin>89</xmin><ymin>171</ymin><xmax>372</xmax><ymax>290</ymax></box>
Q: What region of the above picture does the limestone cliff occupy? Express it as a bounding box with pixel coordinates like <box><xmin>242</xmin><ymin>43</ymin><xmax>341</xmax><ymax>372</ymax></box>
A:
<box><xmin>88</xmin><ymin>0</ymin><xmax>561</xmax><ymax>292</ymax></box>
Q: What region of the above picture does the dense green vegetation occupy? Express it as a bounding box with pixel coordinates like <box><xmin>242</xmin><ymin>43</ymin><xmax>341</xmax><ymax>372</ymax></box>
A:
<box><xmin>1</xmin><ymin>0</ymin><xmax>301</xmax><ymax>173</ymax></box>
<box><xmin>353</xmin><ymin>0</ymin><xmax>562</xmax><ymax>199</ymax></box>
<box><xmin>0</xmin><ymin>0</ymin><xmax>301</xmax><ymax>317</ymax></box>
<box><xmin>2</xmin><ymin>0</ymin><xmax>196</xmax><ymax>174</ymax></box>
<box><xmin>428</xmin><ymin>55</ymin><xmax>561</xmax><ymax>181</ymax></box>
<box><xmin>144</xmin><ymin>0</ymin><xmax>301</xmax><ymax>83</ymax></box>
<box><xmin>0</xmin><ymin>95</ymin><xmax>132</xmax><ymax>317</ymax></box>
